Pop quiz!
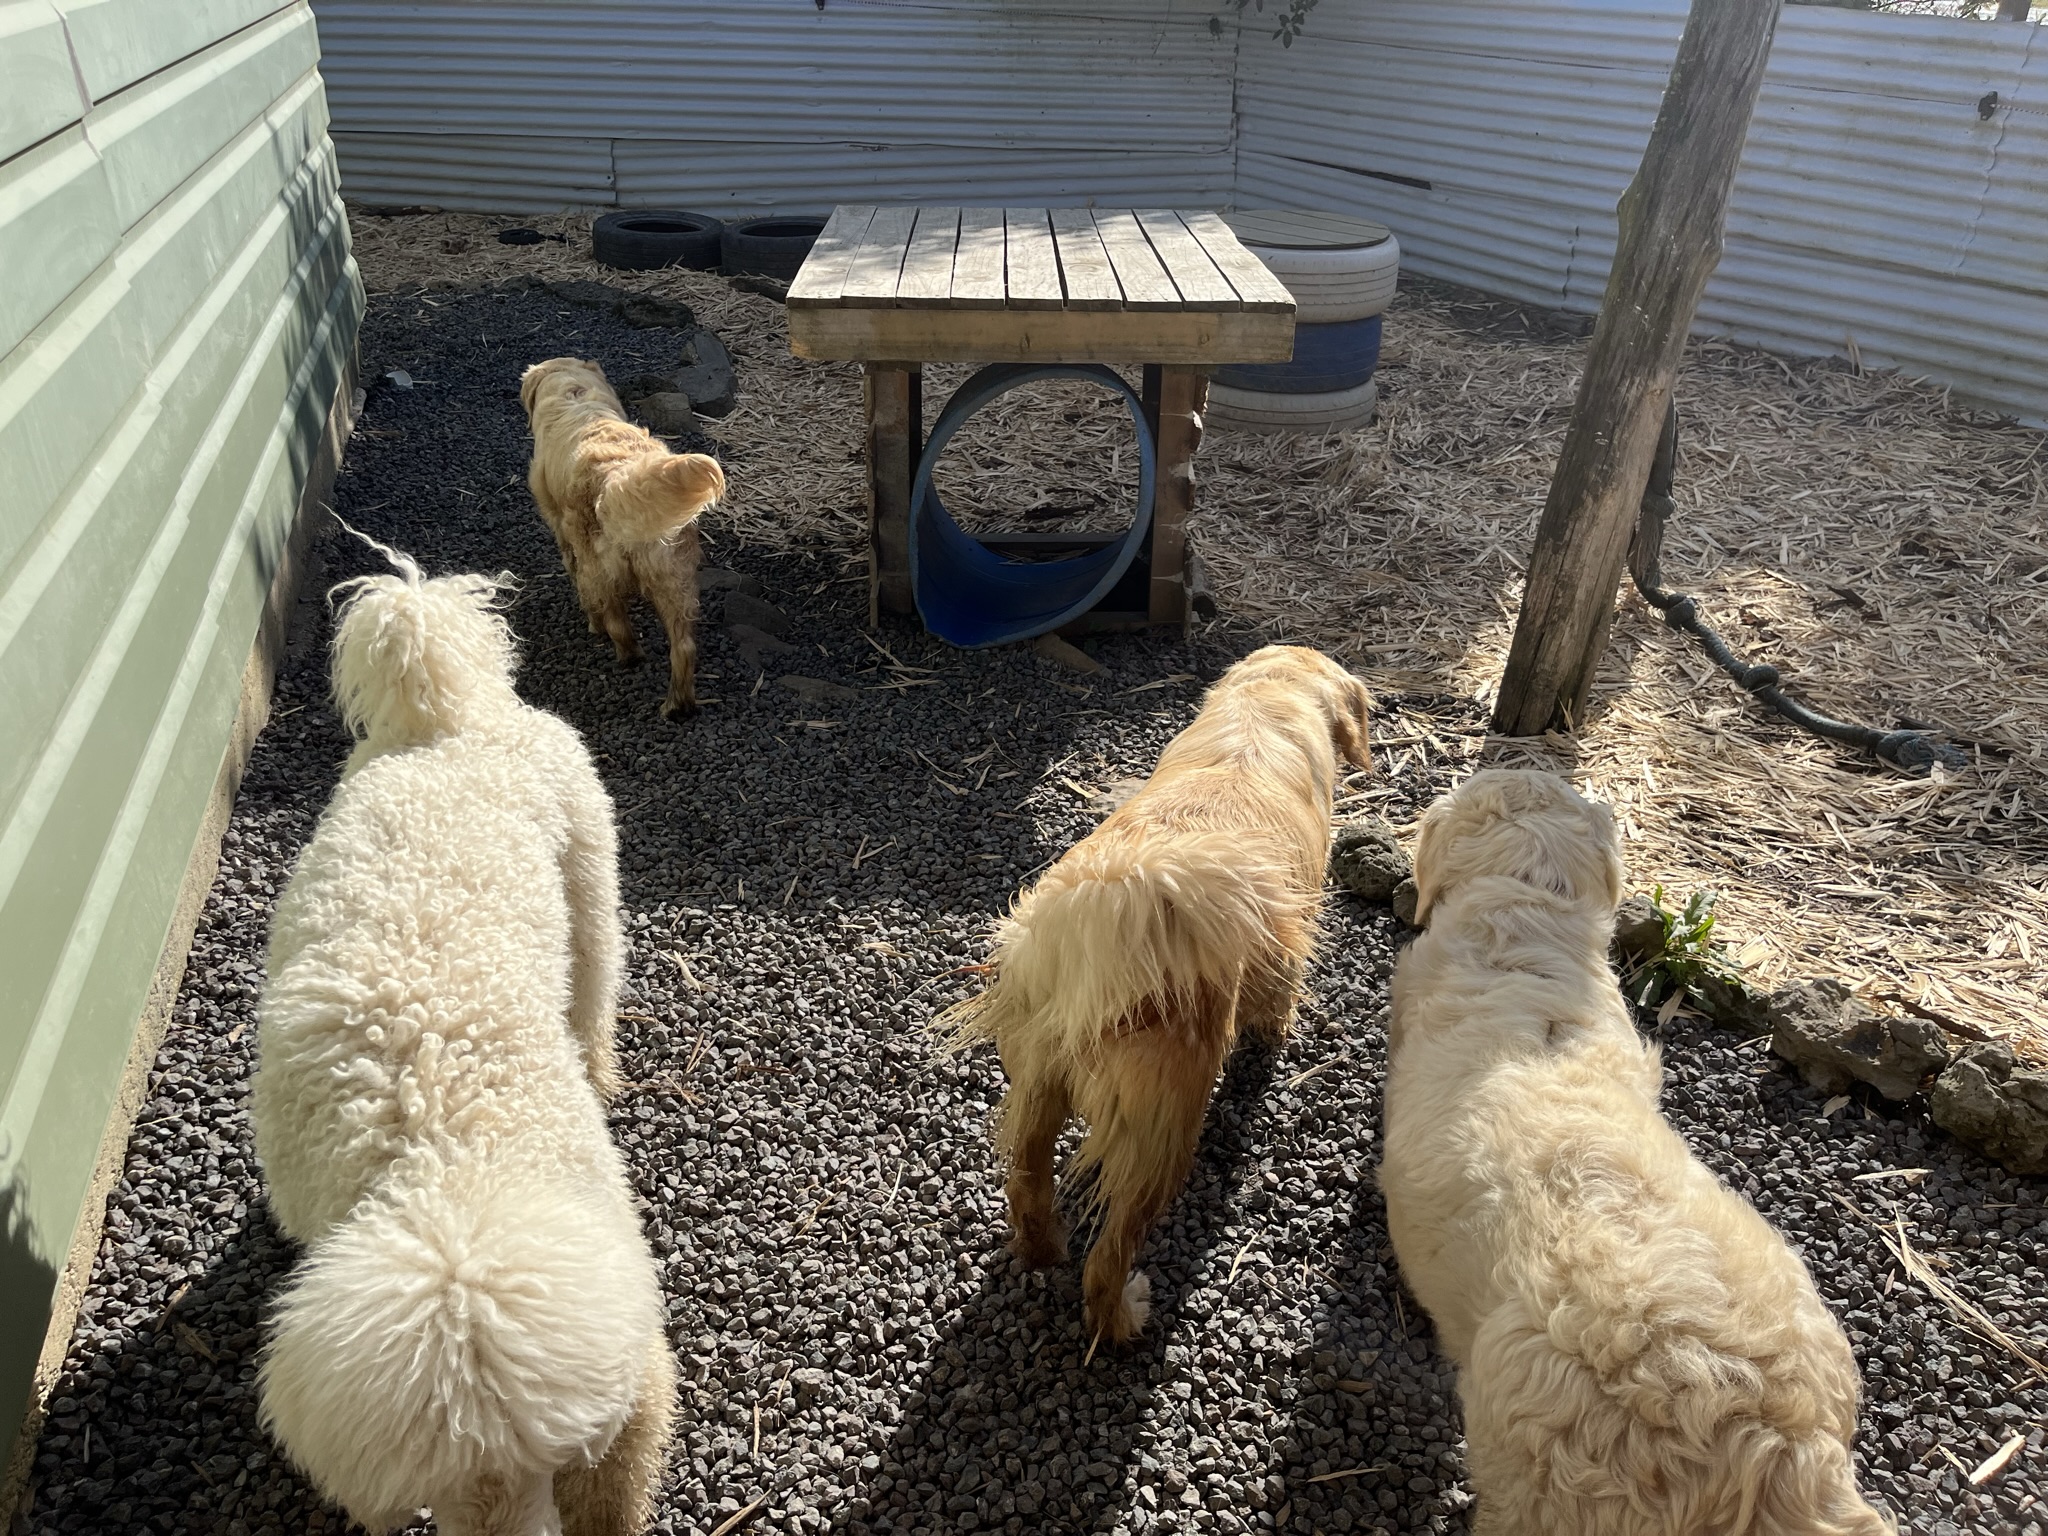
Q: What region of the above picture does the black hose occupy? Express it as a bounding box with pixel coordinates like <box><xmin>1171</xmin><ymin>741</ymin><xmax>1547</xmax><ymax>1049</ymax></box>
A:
<box><xmin>1625</xmin><ymin>397</ymin><xmax>1968</xmax><ymax>776</ymax></box>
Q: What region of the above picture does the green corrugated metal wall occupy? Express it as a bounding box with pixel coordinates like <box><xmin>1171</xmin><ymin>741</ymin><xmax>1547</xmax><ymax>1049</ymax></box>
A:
<box><xmin>0</xmin><ymin>0</ymin><xmax>361</xmax><ymax>1465</ymax></box>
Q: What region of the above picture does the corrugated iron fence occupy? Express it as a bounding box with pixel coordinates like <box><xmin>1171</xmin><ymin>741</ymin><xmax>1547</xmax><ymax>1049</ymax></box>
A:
<box><xmin>1235</xmin><ymin>0</ymin><xmax>2048</xmax><ymax>420</ymax></box>
<box><xmin>311</xmin><ymin>0</ymin><xmax>2048</xmax><ymax>420</ymax></box>
<box><xmin>314</xmin><ymin>0</ymin><xmax>1240</xmax><ymax>211</ymax></box>
<box><xmin>0</xmin><ymin>0</ymin><xmax>360</xmax><ymax>1483</ymax></box>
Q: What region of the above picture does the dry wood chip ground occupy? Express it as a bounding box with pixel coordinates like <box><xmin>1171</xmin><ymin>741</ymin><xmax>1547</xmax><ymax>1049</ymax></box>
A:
<box><xmin>349</xmin><ymin>210</ymin><xmax>2048</xmax><ymax>1057</ymax></box>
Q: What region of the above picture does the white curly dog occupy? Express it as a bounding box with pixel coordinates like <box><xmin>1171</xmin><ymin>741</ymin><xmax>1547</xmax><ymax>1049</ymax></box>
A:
<box><xmin>252</xmin><ymin>544</ymin><xmax>673</xmax><ymax>1536</ymax></box>
<box><xmin>1380</xmin><ymin>770</ymin><xmax>1891</xmax><ymax>1536</ymax></box>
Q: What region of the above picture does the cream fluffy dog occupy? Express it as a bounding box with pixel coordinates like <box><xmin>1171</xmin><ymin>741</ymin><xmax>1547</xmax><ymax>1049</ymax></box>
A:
<box><xmin>1379</xmin><ymin>770</ymin><xmax>1891</xmax><ymax>1535</ymax></box>
<box><xmin>252</xmin><ymin>548</ymin><xmax>673</xmax><ymax>1536</ymax></box>
<box><xmin>520</xmin><ymin>356</ymin><xmax>725</xmax><ymax>719</ymax></box>
<box><xmin>945</xmin><ymin>645</ymin><xmax>1373</xmax><ymax>1347</ymax></box>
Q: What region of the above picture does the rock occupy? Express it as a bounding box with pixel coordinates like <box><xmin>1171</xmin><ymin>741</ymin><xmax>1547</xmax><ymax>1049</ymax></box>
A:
<box><xmin>618</xmin><ymin>293</ymin><xmax>695</xmax><ymax>329</ymax></box>
<box><xmin>618</xmin><ymin>372</ymin><xmax>677</xmax><ymax>402</ymax></box>
<box><xmin>1391</xmin><ymin>878</ymin><xmax>1420</xmax><ymax>928</ymax></box>
<box><xmin>673</xmin><ymin>330</ymin><xmax>737</xmax><ymax>418</ymax></box>
<box><xmin>1930</xmin><ymin>1042</ymin><xmax>2048</xmax><ymax>1175</ymax></box>
<box><xmin>1031</xmin><ymin>634</ymin><xmax>1102</xmax><ymax>675</ymax></box>
<box><xmin>634</xmin><ymin>392</ymin><xmax>698</xmax><ymax>435</ymax></box>
<box><xmin>698</xmin><ymin>567</ymin><xmax>765</xmax><ymax>599</ymax></box>
<box><xmin>1692</xmin><ymin>971</ymin><xmax>1771</xmax><ymax>1033</ymax></box>
<box><xmin>777</xmin><ymin>675</ymin><xmax>858</xmax><ymax>706</ymax></box>
<box><xmin>545</xmin><ymin>278</ymin><xmax>630</xmax><ymax>311</ymax></box>
<box><xmin>1329</xmin><ymin>819</ymin><xmax>1409</xmax><ymax>903</ymax></box>
<box><xmin>727</xmin><ymin>623</ymin><xmax>794</xmax><ymax>672</ymax></box>
<box><xmin>1767</xmin><ymin>978</ymin><xmax>1951</xmax><ymax>1100</ymax></box>
<box><xmin>1611</xmin><ymin>895</ymin><xmax>1665</xmax><ymax>964</ymax></box>
<box><xmin>723</xmin><ymin>591</ymin><xmax>791</xmax><ymax>636</ymax></box>
<box><xmin>541</xmin><ymin>279</ymin><xmax>695</xmax><ymax>332</ymax></box>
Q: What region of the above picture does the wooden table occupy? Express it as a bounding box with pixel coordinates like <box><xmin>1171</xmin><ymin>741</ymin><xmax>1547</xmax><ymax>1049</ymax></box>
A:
<box><xmin>786</xmin><ymin>206</ymin><xmax>1296</xmax><ymax>630</ymax></box>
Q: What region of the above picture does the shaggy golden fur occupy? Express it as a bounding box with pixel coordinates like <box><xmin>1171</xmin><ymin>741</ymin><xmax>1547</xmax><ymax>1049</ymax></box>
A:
<box><xmin>945</xmin><ymin>646</ymin><xmax>1373</xmax><ymax>1346</ymax></box>
<box><xmin>1380</xmin><ymin>770</ymin><xmax>1893</xmax><ymax>1535</ymax></box>
<box><xmin>520</xmin><ymin>356</ymin><xmax>725</xmax><ymax>718</ymax></box>
<box><xmin>253</xmin><ymin>549</ymin><xmax>673</xmax><ymax>1535</ymax></box>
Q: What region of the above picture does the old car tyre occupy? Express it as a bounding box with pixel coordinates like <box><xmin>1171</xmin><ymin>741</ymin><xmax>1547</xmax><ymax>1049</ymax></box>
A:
<box><xmin>591</xmin><ymin>210</ymin><xmax>725</xmax><ymax>271</ymax></box>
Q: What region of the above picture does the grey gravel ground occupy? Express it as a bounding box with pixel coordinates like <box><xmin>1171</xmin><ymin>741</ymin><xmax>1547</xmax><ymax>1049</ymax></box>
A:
<box><xmin>23</xmin><ymin>287</ymin><xmax>2048</xmax><ymax>1536</ymax></box>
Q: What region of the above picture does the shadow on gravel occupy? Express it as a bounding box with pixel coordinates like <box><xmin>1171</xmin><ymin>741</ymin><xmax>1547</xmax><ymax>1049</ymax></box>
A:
<box><xmin>21</xmin><ymin>1205</ymin><xmax>344</xmax><ymax>1536</ymax></box>
<box><xmin>841</xmin><ymin>1046</ymin><xmax>1282</xmax><ymax>1536</ymax></box>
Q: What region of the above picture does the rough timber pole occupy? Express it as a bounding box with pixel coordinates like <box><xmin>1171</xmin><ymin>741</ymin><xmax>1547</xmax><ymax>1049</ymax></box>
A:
<box><xmin>1492</xmin><ymin>0</ymin><xmax>1783</xmax><ymax>737</ymax></box>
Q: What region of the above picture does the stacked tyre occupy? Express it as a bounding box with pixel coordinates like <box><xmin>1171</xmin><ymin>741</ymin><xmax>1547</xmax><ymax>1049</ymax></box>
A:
<box><xmin>1210</xmin><ymin>211</ymin><xmax>1400</xmax><ymax>434</ymax></box>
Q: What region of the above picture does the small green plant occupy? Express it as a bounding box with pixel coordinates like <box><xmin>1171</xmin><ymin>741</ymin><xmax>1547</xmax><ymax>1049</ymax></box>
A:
<box><xmin>1628</xmin><ymin>884</ymin><xmax>1737</xmax><ymax>1015</ymax></box>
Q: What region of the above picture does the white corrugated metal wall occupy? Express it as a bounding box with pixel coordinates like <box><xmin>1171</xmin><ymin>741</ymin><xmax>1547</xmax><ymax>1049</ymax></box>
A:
<box><xmin>312</xmin><ymin>0</ymin><xmax>1240</xmax><ymax>211</ymax></box>
<box><xmin>1235</xmin><ymin>0</ymin><xmax>2048</xmax><ymax>420</ymax></box>
<box><xmin>307</xmin><ymin>0</ymin><xmax>2048</xmax><ymax>420</ymax></box>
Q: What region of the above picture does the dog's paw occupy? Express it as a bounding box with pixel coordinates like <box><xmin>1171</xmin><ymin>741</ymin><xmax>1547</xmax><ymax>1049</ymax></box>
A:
<box><xmin>1084</xmin><ymin>1271</ymin><xmax>1152</xmax><ymax>1346</ymax></box>
<box><xmin>615</xmin><ymin>650</ymin><xmax>646</xmax><ymax>669</ymax></box>
<box><xmin>1121</xmin><ymin>1272</ymin><xmax>1152</xmax><ymax>1334</ymax></box>
<box><xmin>660</xmin><ymin>697</ymin><xmax>700</xmax><ymax>722</ymax></box>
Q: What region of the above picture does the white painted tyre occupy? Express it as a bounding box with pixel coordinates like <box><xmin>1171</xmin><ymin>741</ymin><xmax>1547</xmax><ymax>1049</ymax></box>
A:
<box><xmin>1223</xmin><ymin>210</ymin><xmax>1401</xmax><ymax>323</ymax></box>
<box><xmin>1204</xmin><ymin>378</ymin><xmax>1379</xmax><ymax>435</ymax></box>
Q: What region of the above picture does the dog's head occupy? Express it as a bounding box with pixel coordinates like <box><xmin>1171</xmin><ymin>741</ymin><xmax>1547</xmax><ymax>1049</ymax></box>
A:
<box><xmin>330</xmin><ymin>559</ymin><xmax>521</xmax><ymax>749</ymax></box>
<box><xmin>1410</xmin><ymin>769</ymin><xmax>1623</xmax><ymax>927</ymax></box>
<box><xmin>1222</xmin><ymin>645</ymin><xmax>1375</xmax><ymax>771</ymax></box>
<box><xmin>519</xmin><ymin>356</ymin><xmax>608</xmax><ymax>419</ymax></box>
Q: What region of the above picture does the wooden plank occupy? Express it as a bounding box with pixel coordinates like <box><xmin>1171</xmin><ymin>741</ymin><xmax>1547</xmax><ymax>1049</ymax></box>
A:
<box><xmin>1092</xmin><ymin>209</ymin><xmax>1181</xmax><ymax>311</ymax></box>
<box><xmin>839</xmin><ymin>206</ymin><xmax>920</xmax><ymax>306</ymax></box>
<box><xmin>1003</xmin><ymin>209</ymin><xmax>1063</xmax><ymax>310</ymax></box>
<box><xmin>1493</xmin><ymin>0</ymin><xmax>1782</xmax><ymax>736</ymax></box>
<box><xmin>785</xmin><ymin>204</ymin><xmax>878</xmax><ymax>308</ymax></box>
<box><xmin>1148</xmin><ymin>366</ymin><xmax>1207</xmax><ymax>625</ymax></box>
<box><xmin>865</xmin><ymin>363</ymin><xmax>919</xmax><ymax>620</ymax></box>
<box><xmin>1135</xmin><ymin>210</ymin><xmax>1239</xmax><ymax>308</ymax></box>
<box><xmin>894</xmin><ymin>206</ymin><xmax>961</xmax><ymax>308</ymax></box>
<box><xmin>1049</xmin><ymin>208</ymin><xmax>1124</xmax><ymax>311</ymax></box>
<box><xmin>1180</xmin><ymin>211</ymin><xmax>1297</xmax><ymax>313</ymax></box>
<box><xmin>788</xmin><ymin>304</ymin><xmax>1294</xmax><ymax>365</ymax></box>
<box><xmin>949</xmin><ymin>207</ymin><xmax>1007</xmax><ymax>310</ymax></box>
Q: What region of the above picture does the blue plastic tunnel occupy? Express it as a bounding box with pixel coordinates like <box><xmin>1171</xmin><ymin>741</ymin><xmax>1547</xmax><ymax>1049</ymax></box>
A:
<box><xmin>908</xmin><ymin>363</ymin><xmax>1157</xmax><ymax>649</ymax></box>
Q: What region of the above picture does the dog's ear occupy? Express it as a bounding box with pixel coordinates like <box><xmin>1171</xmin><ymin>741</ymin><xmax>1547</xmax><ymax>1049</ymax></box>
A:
<box><xmin>1331</xmin><ymin>674</ymin><xmax>1375</xmax><ymax>770</ymax></box>
<box><xmin>518</xmin><ymin>361</ymin><xmax>550</xmax><ymax>416</ymax></box>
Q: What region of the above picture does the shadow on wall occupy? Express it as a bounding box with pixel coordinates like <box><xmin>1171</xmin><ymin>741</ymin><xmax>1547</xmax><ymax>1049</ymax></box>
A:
<box><xmin>2</xmin><ymin>1164</ymin><xmax>62</xmax><ymax>1509</ymax></box>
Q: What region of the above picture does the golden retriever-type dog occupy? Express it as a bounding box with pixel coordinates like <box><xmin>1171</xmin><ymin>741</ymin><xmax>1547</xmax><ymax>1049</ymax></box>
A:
<box><xmin>1379</xmin><ymin>770</ymin><xmax>1892</xmax><ymax>1535</ymax></box>
<box><xmin>520</xmin><ymin>356</ymin><xmax>725</xmax><ymax>718</ymax></box>
<box><xmin>253</xmin><ymin>547</ymin><xmax>673</xmax><ymax>1536</ymax></box>
<box><xmin>943</xmin><ymin>645</ymin><xmax>1373</xmax><ymax>1347</ymax></box>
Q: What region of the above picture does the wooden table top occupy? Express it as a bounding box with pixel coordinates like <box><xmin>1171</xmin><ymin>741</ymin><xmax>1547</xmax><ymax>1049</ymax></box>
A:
<box><xmin>786</xmin><ymin>205</ymin><xmax>1297</xmax><ymax>366</ymax></box>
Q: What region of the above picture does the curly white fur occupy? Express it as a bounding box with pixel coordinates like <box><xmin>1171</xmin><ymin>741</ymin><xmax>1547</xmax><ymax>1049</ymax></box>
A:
<box><xmin>1380</xmin><ymin>770</ymin><xmax>1893</xmax><ymax>1535</ymax></box>
<box><xmin>252</xmin><ymin>552</ymin><xmax>673</xmax><ymax>1536</ymax></box>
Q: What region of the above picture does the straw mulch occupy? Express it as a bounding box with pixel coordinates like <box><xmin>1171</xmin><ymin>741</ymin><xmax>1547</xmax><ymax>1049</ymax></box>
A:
<box><xmin>347</xmin><ymin>209</ymin><xmax>2048</xmax><ymax>1059</ymax></box>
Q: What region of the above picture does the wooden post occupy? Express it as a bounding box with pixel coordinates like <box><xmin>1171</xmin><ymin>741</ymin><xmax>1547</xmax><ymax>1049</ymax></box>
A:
<box><xmin>1492</xmin><ymin>0</ymin><xmax>1783</xmax><ymax>737</ymax></box>
<box><xmin>1148</xmin><ymin>365</ymin><xmax>1208</xmax><ymax>625</ymax></box>
<box><xmin>864</xmin><ymin>362</ymin><xmax>919</xmax><ymax>623</ymax></box>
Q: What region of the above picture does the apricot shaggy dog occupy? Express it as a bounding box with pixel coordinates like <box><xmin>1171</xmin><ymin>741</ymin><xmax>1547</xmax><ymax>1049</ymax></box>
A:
<box><xmin>520</xmin><ymin>356</ymin><xmax>725</xmax><ymax>718</ymax></box>
<box><xmin>945</xmin><ymin>646</ymin><xmax>1373</xmax><ymax>1346</ymax></box>
<box><xmin>1379</xmin><ymin>770</ymin><xmax>1891</xmax><ymax>1536</ymax></box>
<box><xmin>252</xmin><ymin>551</ymin><xmax>673</xmax><ymax>1536</ymax></box>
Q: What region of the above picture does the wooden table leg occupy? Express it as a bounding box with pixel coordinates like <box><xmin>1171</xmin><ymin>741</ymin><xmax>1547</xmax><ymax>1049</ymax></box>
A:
<box><xmin>1148</xmin><ymin>364</ymin><xmax>1209</xmax><ymax>626</ymax></box>
<box><xmin>865</xmin><ymin>362</ymin><xmax>920</xmax><ymax>624</ymax></box>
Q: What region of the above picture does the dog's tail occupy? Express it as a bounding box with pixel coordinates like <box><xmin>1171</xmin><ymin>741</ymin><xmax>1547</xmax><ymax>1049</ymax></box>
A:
<box><xmin>940</xmin><ymin>828</ymin><xmax>1309</xmax><ymax>1065</ymax></box>
<box><xmin>259</xmin><ymin>1153</ymin><xmax>662</xmax><ymax>1532</ymax></box>
<box><xmin>599</xmin><ymin>451</ymin><xmax>726</xmax><ymax>546</ymax></box>
<box><xmin>329</xmin><ymin>534</ymin><xmax>521</xmax><ymax>748</ymax></box>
